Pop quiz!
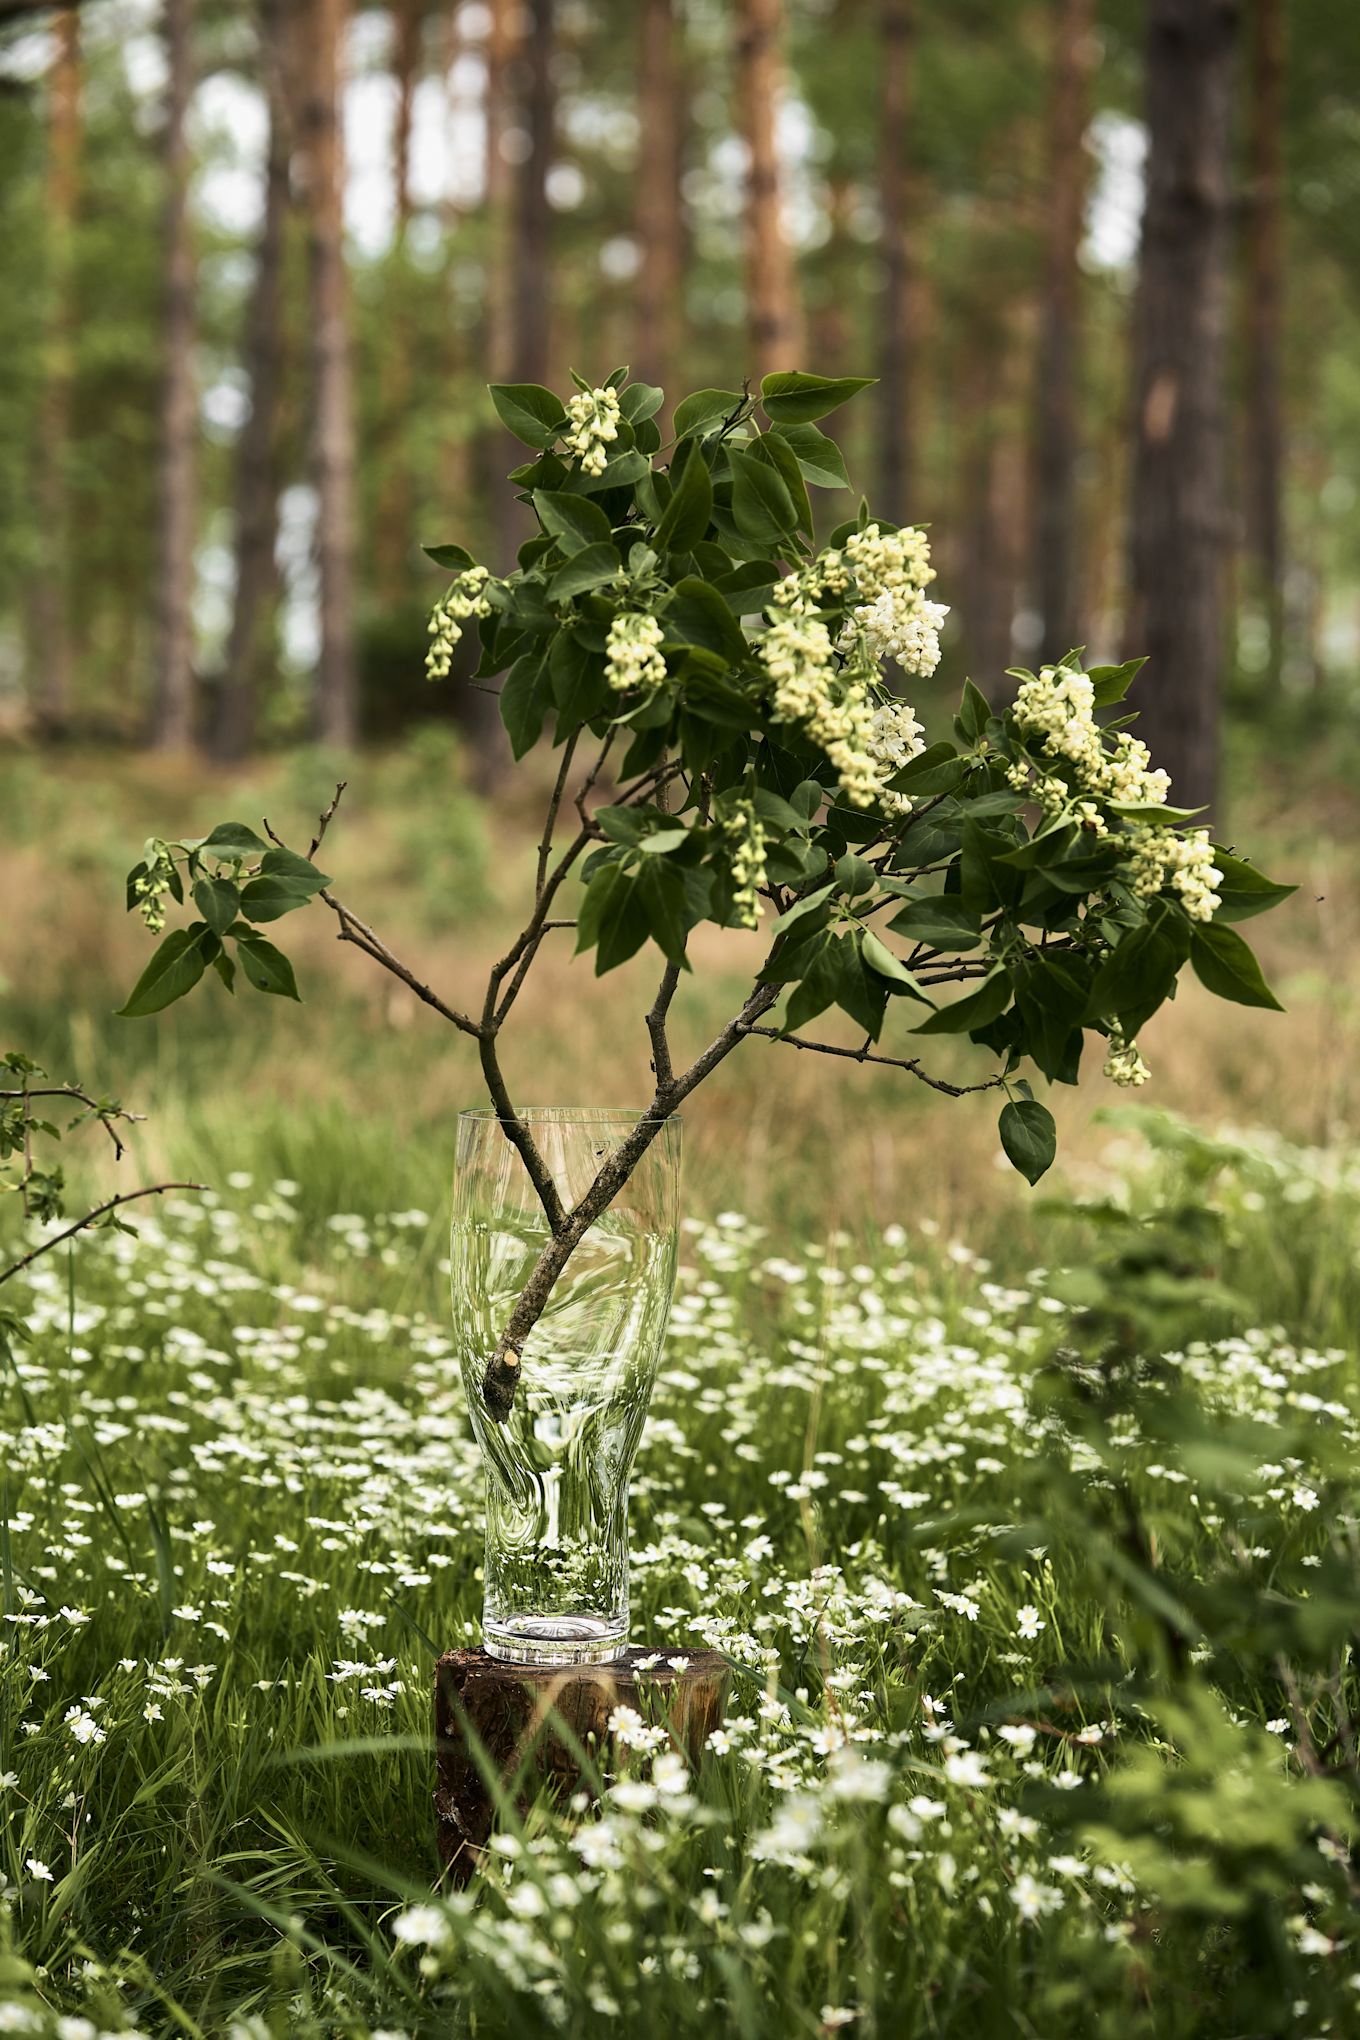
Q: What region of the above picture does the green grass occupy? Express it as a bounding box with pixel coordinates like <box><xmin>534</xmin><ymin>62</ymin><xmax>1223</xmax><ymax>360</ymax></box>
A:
<box><xmin>1</xmin><ymin>1109</ymin><xmax>1360</xmax><ymax>2037</ymax></box>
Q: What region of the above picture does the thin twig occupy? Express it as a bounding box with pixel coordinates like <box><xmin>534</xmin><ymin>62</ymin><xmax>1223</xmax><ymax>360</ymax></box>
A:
<box><xmin>736</xmin><ymin>1024</ymin><xmax>1006</xmax><ymax>1099</ymax></box>
<box><xmin>321</xmin><ymin>895</ymin><xmax>483</xmax><ymax>1037</ymax></box>
<box><xmin>536</xmin><ymin>738</ymin><xmax>578</xmax><ymax>901</ymax></box>
<box><xmin>0</xmin><ymin>1183</ymin><xmax>207</xmax><ymax>1289</ymax></box>
<box><xmin>0</xmin><ymin>1089</ymin><xmax>143</xmax><ymax>1163</ymax></box>
<box><xmin>309</xmin><ymin>781</ymin><xmax>348</xmax><ymax>860</ymax></box>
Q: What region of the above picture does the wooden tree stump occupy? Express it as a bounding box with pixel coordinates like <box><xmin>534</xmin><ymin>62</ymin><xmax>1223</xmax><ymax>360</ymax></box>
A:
<box><xmin>433</xmin><ymin>1645</ymin><xmax>730</xmax><ymax>1882</ymax></box>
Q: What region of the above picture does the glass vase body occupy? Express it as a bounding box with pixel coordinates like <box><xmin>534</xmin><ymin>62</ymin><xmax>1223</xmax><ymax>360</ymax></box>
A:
<box><xmin>450</xmin><ymin>1109</ymin><xmax>681</xmax><ymax>1664</ymax></box>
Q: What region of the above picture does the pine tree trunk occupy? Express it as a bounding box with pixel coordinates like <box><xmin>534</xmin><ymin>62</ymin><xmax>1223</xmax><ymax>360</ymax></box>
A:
<box><xmin>511</xmin><ymin>0</ymin><xmax>554</xmax><ymax>387</ymax></box>
<box><xmin>374</xmin><ymin>0</ymin><xmax>422</xmax><ymax>602</ymax></box>
<box><xmin>735</xmin><ymin>0</ymin><xmax>802</xmax><ymax>376</ymax></box>
<box><xmin>1125</xmin><ymin>0</ymin><xmax>1240</xmax><ymax>815</ymax></box>
<box><xmin>877</xmin><ymin>0</ymin><xmax>918</xmax><ymax>524</ymax></box>
<box><xmin>300</xmin><ymin>0</ymin><xmax>358</xmax><ymax>747</ymax></box>
<box><xmin>150</xmin><ymin>0</ymin><xmax>198</xmax><ymax>752</ymax></box>
<box><xmin>31</xmin><ymin>6</ymin><xmax>80</xmax><ymax>738</ymax></box>
<box><xmin>634</xmin><ymin>0</ymin><xmax>683</xmax><ymax>396</ymax></box>
<box><xmin>1032</xmin><ymin>0</ymin><xmax>1095</xmax><ymax>662</ymax></box>
<box><xmin>1242</xmin><ymin>0</ymin><xmax>1285</xmax><ymax>686</ymax></box>
<box><xmin>216</xmin><ymin>0</ymin><xmax>290</xmax><ymax>761</ymax></box>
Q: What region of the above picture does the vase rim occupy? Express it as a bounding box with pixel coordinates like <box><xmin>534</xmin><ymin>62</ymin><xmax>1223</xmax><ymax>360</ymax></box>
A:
<box><xmin>456</xmin><ymin>1106</ymin><xmax>681</xmax><ymax>1125</ymax></box>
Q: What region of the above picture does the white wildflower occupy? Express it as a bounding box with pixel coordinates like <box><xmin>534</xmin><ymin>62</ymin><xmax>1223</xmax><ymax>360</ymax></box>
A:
<box><xmin>1103</xmin><ymin>1031</ymin><xmax>1151</xmax><ymax>1089</ymax></box>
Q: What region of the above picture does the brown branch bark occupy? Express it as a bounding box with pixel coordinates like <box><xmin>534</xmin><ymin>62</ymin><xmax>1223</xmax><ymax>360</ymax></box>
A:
<box><xmin>736</xmin><ymin>1024</ymin><xmax>1006</xmax><ymax>1098</ymax></box>
<box><xmin>0</xmin><ymin>1184</ymin><xmax>206</xmax><ymax>1289</ymax></box>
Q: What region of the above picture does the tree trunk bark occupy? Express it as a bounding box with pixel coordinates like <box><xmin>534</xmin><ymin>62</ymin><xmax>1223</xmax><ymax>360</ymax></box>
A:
<box><xmin>1032</xmin><ymin>0</ymin><xmax>1095</xmax><ymax>662</ymax></box>
<box><xmin>510</xmin><ymin>0</ymin><xmax>554</xmax><ymax>388</ymax></box>
<box><xmin>373</xmin><ymin>0</ymin><xmax>423</xmax><ymax>603</ymax></box>
<box><xmin>30</xmin><ymin>6</ymin><xmax>80</xmax><ymax>739</ymax></box>
<box><xmin>1125</xmin><ymin>0</ymin><xmax>1240</xmax><ymax>816</ymax></box>
<box><xmin>634</xmin><ymin>0</ymin><xmax>684</xmax><ymax>397</ymax></box>
<box><xmin>1242</xmin><ymin>0</ymin><xmax>1285</xmax><ymax>687</ymax></box>
<box><xmin>735</xmin><ymin>0</ymin><xmax>802</xmax><ymax>377</ymax></box>
<box><xmin>216</xmin><ymin>0</ymin><xmax>290</xmax><ymax>761</ymax></box>
<box><xmin>434</xmin><ymin>1646</ymin><xmax>730</xmax><ymax>1882</ymax></box>
<box><xmin>150</xmin><ymin>0</ymin><xmax>198</xmax><ymax>752</ymax></box>
<box><xmin>299</xmin><ymin>0</ymin><xmax>358</xmax><ymax>747</ymax></box>
<box><xmin>877</xmin><ymin>0</ymin><xmax>918</xmax><ymax>525</ymax></box>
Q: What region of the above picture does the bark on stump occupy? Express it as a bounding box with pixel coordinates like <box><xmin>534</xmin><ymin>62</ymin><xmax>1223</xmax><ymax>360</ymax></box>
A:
<box><xmin>433</xmin><ymin>1646</ymin><xmax>729</xmax><ymax>1882</ymax></box>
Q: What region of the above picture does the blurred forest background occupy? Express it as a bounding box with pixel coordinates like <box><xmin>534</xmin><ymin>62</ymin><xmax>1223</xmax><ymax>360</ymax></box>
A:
<box><xmin>1</xmin><ymin>0</ymin><xmax>1358</xmax><ymax>808</ymax></box>
<box><xmin>0</xmin><ymin>0</ymin><xmax>1357</xmax><ymax>1235</ymax></box>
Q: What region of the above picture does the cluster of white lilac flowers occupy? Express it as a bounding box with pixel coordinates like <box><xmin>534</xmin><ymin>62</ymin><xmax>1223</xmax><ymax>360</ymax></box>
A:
<box><xmin>562</xmin><ymin>384</ymin><xmax>622</xmax><ymax>476</ymax></box>
<box><xmin>719</xmin><ymin>797</ymin><xmax>768</xmax><ymax>929</ymax></box>
<box><xmin>604</xmin><ymin>609</ymin><xmax>667</xmax><ymax>694</ymax></box>
<box><xmin>759</xmin><ymin>522</ymin><xmax>942</xmax><ymax>809</ymax></box>
<box><xmin>424</xmin><ymin>564</ymin><xmax>494</xmax><ymax>681</ymax></box>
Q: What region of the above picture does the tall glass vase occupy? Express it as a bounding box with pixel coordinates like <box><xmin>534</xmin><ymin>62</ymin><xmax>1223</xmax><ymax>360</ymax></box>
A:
<box><xmin>451</xmin><ymin>1109</ymin><xmax>681</xmax><ymax>1665</ymax></box>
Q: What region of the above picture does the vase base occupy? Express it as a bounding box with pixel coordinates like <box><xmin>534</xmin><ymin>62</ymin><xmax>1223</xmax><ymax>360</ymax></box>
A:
<box><xmin>483</xmin><ymin>1615</ymin><xmax>627</xmax><ymax>1667</ymax></box>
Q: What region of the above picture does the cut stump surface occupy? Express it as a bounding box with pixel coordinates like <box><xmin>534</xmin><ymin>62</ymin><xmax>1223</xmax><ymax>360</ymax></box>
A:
<box><xmin>433</xmin><ymin>1645</ymin><xmax>729</xmax><ymax>1882</ymax></box>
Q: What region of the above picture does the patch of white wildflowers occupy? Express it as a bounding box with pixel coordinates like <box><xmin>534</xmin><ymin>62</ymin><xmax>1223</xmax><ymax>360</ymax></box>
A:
<box><xmin>867</xmin><ymin>702</ymin><xmax>927</xmax><ymax>817</ymax></box>
<box><xmin>425</xmin><ymin>565</ymin><xmax>493</xmax><ymax>681</ymax></box>
<box><xmin>605</xmin><ymin>610</ymin><xmax>667</xmax><ymax>695</ymax></box>
<box><xmin>760</xmin><ymin>612</ymin><xmax>882</xmax><ymax>809</ymax></box>
<box><xmin>562</xmin><ymin>384</ymin><xmax>621</xmax><ymax>476</ymax></box>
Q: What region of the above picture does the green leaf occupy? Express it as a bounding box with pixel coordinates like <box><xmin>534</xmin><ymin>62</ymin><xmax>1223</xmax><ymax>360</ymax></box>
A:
<box><xmin>201</xmin><ymin>822</ymin><xmax>267</xmax><ymax>858</ymax></box>
<box><xmin>892</xmin><ymin>742</ymin><xmax>966</xmax><ymax>796</ymax></box>
<box><xmin>635</xmin><ymin>858</ymin><xmax>691</xmax><ymax>966</ymax></box>
<box><xmin>235</xmin><ymin>934</ymin><xmax>301</xmax><ymax>1000</ymax></box>
<box><xmin>673</xmin><ymin>388</ymin><xmax>743</xmax><ymax>438</ymax></box>
<box><xmin>913</xmin><ymin>970</ymin><xmax>1013</xmax><ymax>1036</ymax></box>
<box><xmin>769</xmin><ymin>422</ymin><xmax>850</xmax><ymax>489</ymax></box>
<box><xmin>569</xmin><ymin>449</ymin><xmax>650</xmax><ymax>496</ymax></box>
<box><xmin>1211</xmin><ymin>852</ymin><xmax>1297</xmax><ymax>924</ymax></box>
<box><xmin>237</xmin><ymin>875</ymin><xmax>320</xmax><ymax>924</ymax></box>
<box><xmin>117</xmin><ymin>927</ymin><xmax>212</xmax><ymax>1018</ymax></box>
<box><xmin>547</xmin><ymin>542</ymin><xmax>623</xmax><ymax>603</ymax></box>
<box><xmin>423</xmin><ymin>541</ymin><xmax>477</xmax><ymax>571</ymax></box>
<box><xmin>489</xmin><ymin>382</ymin><xmax>568</xmax><ymax>449</ymax></box>
<box><xmin>259</xmin><ymin>847</ymin><xmax>329</xmax><ymax>894</ymax></box>
<box><xmin>1088</xmin><ymin>656</ymin><xmax>1147</xmax><ymax>709</ymax></box>
<box><xmin>834</xmin><ymin>932</ymin><xmax>890</xmax><ymax>1038</ymax></box>
<box><xmin>1190</xmin><ymin>923</ymin><xmax>1285</xmax><ymax>1011</ymax></box>
<box><xmin>499</xmin><ymin>652</ymin><xmax>553</xmax><ymax>760</ymax></box>
<box><xmin>533</xmin><ymin>490</ymin><xmax>612</xmax><ymax>556</ymax></box>
<box><xmin>759</xmin><ymin>371</ymin><xmax>876</xmax><ymax>424</ymax></box>
<box><xmin>782</xmin><ymin>939</ymin><xmax>842</xmax><ymax>1034</ymax></box>
<box><xmin>549</xmin><ymin>630</ymin><xmax>609</xmax><ymax>725</ymax></box>
<box><xmin>576</xmin><ymin>863</ymin><xmax>650</xmax><ymax>974</ymax></box>
<box><xmin>211</xmin><ymin>951</ymin><xmax>236</xmax><ymax>995</ymax></box>
<box><xmin>748</xmin><ymin>432</ymin><xmax>813</xmax><ymax>535</ymax></box>
<box><xmin>193</xmin><ymin>875</ymin><xmax>239</xmax><ymax>936</ymax></box>
<box><xmin>834</xmin><ymin>853</ymin><xmax>875</xmax><ymax>898</ymax></box>
<box><xmin>618</xmin><ymin>381</ymin><xmax>664</xmax><ymax>423</ymax></box>
<box><xmin>954</xmin><ymin>679</ymin><xmax>992</xmax><ymax>745</ymax></box>
<box><xmin>887</xmin><ymin>896</ymin><xmax>981</xmax><ymax>952</ymax></box>
<box><xmin>661</xmin><ymin>578</ymin><xmax>748</xmax><ymax>665</ymax></box>
<box><xmin>728</xmin><ymin>448</ymin><xmax>798</xmax><ymax>547</ymax></box>
<box><xmin>652</xmin><ymin>448</ymin><xmax>714</xmax><ymax>552</ymax></box>
<box><xmin>1086</xmin><ymin>914</ymin><xmax>1189</xmax><ymax>1029</ymax></box>
<box><xmin>860</xmin><ymin>929</ymin><xmax>933</xmax><ymax>1003</ymax></box>
<box><xmin>771</xmin><ymin>883</ymin><xmax>834</xmax><ymax>934</ymax></box>
<box><xmin>999</xmin><ymin>1099</ymin><xmax>1057</xmax><ymax>1185</ymax></box>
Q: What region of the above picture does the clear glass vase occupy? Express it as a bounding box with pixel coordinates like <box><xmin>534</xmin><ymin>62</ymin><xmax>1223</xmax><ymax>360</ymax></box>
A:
<box><xmin>450</xmin><ymin>1108</ymin><xmax>681</xmax><ymax>1665</ymax></box>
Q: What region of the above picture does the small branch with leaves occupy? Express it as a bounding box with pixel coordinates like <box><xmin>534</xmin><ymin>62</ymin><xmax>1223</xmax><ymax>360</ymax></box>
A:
<box><xmin>0</xmin><ymin>1049</ymin><xmax>204</xmax><ymax>1352</ymax></box>
<box><xmin>116</xmin><ymin>367</ymin><xmax>1293</xmax><ymax>1423</ymax></box>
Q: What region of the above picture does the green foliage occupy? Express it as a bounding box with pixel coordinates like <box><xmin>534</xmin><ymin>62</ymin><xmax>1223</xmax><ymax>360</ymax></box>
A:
<box><xmin>118</xmin><ymin>371</ymin><xmax>1292</xmax><ymax>1184</ymax></box>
